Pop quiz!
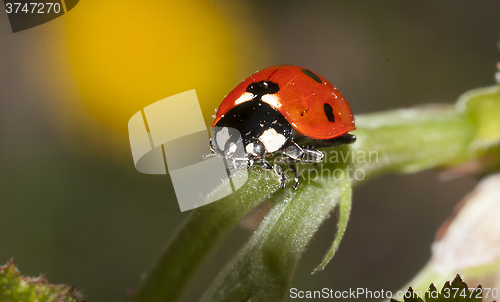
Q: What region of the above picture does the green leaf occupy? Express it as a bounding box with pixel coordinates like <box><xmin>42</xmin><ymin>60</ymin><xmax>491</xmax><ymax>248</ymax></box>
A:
<box><xmin>313</xmin><ymin>173</ymin><xmax>352</xmax><ymax>272</ymax></box>
<box><xmin>132</xmin><ymin>168</ymin><xmax>281</xmax><ymax>302</ymax></box>
<box><xmin>0</xmin><ymin>260</ymin><xmax>84</xmax><ymax>302</ymax></box>
<box><xmin>200</xmin><ymin>170</ymin><xmax>352</xmax><ymax>302</ymax></box>
<box><xmin>392</xmin><ymin>287</ymin><xmax>425</xmax><ymax>302</ymax></box>
<box><xmin>392</xmin><ymin>275</ymin><xmax>482</xmax><ymax>302</ymax></box>
<box><xmin>457</xmin><ymin>86</ymin><xmax>500</xmax><ymax>151</ymax></box>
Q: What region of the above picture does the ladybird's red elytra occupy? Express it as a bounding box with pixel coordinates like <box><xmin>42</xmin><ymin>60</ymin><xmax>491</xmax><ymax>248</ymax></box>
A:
<box><xmin>207</xmin><ymin>65</ymin><xmax>356</xmax><ymax>189</ymax></box>
<box><xmin>214</xmin><ymin>65</ymin><xmax>355</xmax><ymax>139</ymax></box>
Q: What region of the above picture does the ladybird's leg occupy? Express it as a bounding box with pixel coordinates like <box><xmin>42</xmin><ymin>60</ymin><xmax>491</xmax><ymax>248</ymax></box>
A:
<box><xmin>203</xmin><ymin>137</ymin><xmax>219</xmax><ymax>159</ymax></box>
<box><xmin>279</xmin><ymin>142</ymin><xmax>324</xmax><ymax>189</ymax></box>
<box><xmin>281</xmin><ymin>141</ymin><xmax>304</xmax><ymax>161</ymax></box>
<box><xmin>202</xmin><ymin>153</ymin><xmax>217</xmax><ymax>160</ymax></box>
<box><xmin>299</xmin><ymin>148</ymin><xmax>324</xmax><ymax>163</ymax></box>
<box><xmin>273</xmin><ymin>164</ymin><xmax>286</xmax><ymax>188</ymax></box>
<box><xmin>268</xmin><ymin>156</ymin><xmax>293</xmax><ymax>189</ymax></box>
<box><xmin>259</xmin><ymin>158</ymin><xmax>273</xmax><ymax>170</ymax></box>
<box><xmin>282</xmin><ymin>141</ymin><xmax>324</xmax><ymax>164</ymax></box>
<box><xmin>209</xmin><ymin>136</ymin><xmax>217</xmax><ymax>152</ymax></box>
<box><xmin>247</xmin><ymin>140</ymin><xmax>273</xmax><ymax>170</ymax></box>
<box><xmin>289</xmin><ymin>164</ymin><xmax>300</xmax><ymax>189</ymax></box>
<box><xmin>246</xmin><ymin>157</ymin><xmax>254</xmax><ymax>169</ymax></box>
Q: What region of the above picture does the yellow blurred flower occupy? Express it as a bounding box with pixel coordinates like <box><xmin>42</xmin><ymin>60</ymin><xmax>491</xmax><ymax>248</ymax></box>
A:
<box><xmin>65</xmin><ymin>0</ymin><xmax>238</xmax><ymax>133</ymax></box>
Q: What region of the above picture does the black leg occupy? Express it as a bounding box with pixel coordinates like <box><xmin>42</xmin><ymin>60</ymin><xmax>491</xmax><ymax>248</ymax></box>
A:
<box><xmin>247</xmin><ymin>157</ymin><xmax>254</xmax><ymax>169</ymax></box>
<box><xmin>260</xmin><ymin>159</ymin><xmax>273</xmax><ymax>170</ymax></box>
<box><xmin>289</xmin><ymin>164</ymin><xmax>299</xmax><ymax>189</ymax></box>
<box><xmin>274</xmin><ymin>164</ymin><xmax>286</xmax><ymax>188</ymax></box>
<box><xmin>282</xmin><ymin>141</ymin><xmax>324</xmax><ymax>164</ymax></box>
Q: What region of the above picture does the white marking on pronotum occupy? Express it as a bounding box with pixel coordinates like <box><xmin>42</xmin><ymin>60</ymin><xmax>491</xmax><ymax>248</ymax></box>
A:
<box><xmin>245</xmin><ymin>142</ymin><xmax>255</xmax><ymax>154</ymax></box>
<box><xmin>228</xmin><ymin>142</ymin><xmax>237</xmax><ymax>154</ymax></box>
<box><xmin>259</xmin><ymin>128</ymin><xmax>286</xmax><ymax>153</ymax></box>
<box><xmin>234</xmin><ymin>92</ymin><xmax>254</xmax><ymax>105</ymax></box>
<box><xmin>216</xmin><ymin>127</ymin><xmax>230</xmax><ymax>150</ymax></box>
<box><xmin>261</xmin><ymin>94</ymin><xmax>281</xmax><ymax>109</ymax></box>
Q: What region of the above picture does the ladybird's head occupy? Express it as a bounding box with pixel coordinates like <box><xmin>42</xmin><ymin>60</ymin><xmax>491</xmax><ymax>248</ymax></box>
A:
<box><xmin>209</xmin><ymin>126</ymin><xmax>249</xmax><ymax>170</ymax></box>
<box><xmin>210</xmin><ymin>81</ymin><xmax>294</xmax><ymax>167</ymax></box>
<box><xmin>209</xmin><ymin>80</ymin><xmax>294</xmax><ymax>169</ymax></box>
<box><xmin>210</xmin><ymin>124</ymin><xmax>285</xmax><ymax>170</ymax></box>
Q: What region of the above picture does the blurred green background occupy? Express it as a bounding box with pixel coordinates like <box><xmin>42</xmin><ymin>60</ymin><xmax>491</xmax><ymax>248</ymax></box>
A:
<box><xmin>1</xmin><ymin>1</ymin><xmax>499</xmax><ymax>301</ymax></box>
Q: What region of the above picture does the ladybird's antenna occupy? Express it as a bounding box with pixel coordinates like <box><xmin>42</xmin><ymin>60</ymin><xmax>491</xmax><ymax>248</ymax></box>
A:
<box><xmin>202</xmin><ymin>153</ymin><xmax>217</xmax><ymax>160</ymax></box>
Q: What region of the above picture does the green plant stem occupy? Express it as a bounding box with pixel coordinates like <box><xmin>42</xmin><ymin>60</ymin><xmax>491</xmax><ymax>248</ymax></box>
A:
<box><xmin>132</xmin><ymin>170</ymin><xmax>280</xmax><ymax>302</ymax></box>
<box><xmin>200</xmin><ymin>173</ymin><xmax>352</xmax><ymax>302</ymax></box>
<box><xmin>135</xmin><ymin>91</ymin><xmax>494</xmax><ymax>302</ymax></box>
<box><xmin>201</xmin><ymin>105</ymin><xmax>478</xmax><ymax>302</ymax></box>
<box><xmin>347</xmin><ymin>104</ymin><xmax>476</xmax><ymax>176</ymax></box>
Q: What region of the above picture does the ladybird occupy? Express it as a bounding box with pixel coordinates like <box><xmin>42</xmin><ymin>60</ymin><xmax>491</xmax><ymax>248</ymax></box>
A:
<box><xmin>207</xmin><ymin>65</ymin><xmax>356</xmax><ymax>188</ymax></box>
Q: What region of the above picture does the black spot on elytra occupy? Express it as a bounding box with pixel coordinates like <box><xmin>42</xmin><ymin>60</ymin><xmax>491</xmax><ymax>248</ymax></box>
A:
<box><xmin>302</xmin><ymin>69</ymin><xmax>322</xmax><ymax>83</ymax></box>
<box><xmin>246</xmin><ymin>81</ymin><xmax>280</xmax><ymax>96</ymax></box>
<box><xmin>324</xmin><ymin>103</ymin><xmax>335</xmax><ymax>122</ymax></box>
